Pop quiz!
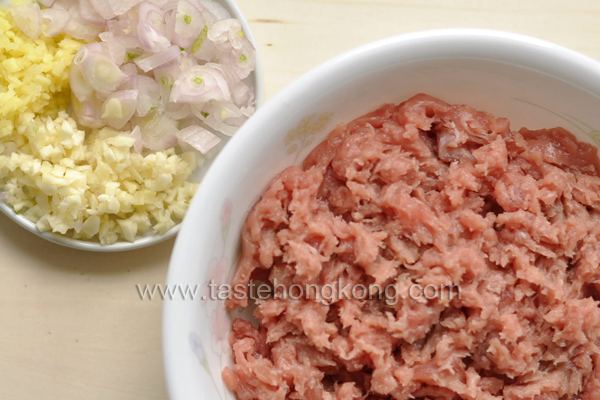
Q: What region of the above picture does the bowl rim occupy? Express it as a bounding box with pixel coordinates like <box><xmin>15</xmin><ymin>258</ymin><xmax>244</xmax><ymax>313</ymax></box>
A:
<box><xmin>0</xmin><ymin>0</ymin><xmax>264</xmax><ymax>253</ymax></box>
<box><xmin>163</xmin><ymin>28</ymin><xmax>600</xmax><ymax>398</ymax></box>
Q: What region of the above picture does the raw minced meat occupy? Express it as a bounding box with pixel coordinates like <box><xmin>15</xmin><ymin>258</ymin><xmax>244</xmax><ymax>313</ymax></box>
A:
<box><xmin>223</xmin><ymin>94</ymin><xmax>600</xmax><ymax>400</ymax></box>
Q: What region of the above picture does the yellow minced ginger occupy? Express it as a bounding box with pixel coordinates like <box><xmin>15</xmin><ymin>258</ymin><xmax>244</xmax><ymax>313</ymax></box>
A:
<box><xmin>0</xmin><ymin>7</ymin><xmax>81</xmax><ymax>137</ymax></box>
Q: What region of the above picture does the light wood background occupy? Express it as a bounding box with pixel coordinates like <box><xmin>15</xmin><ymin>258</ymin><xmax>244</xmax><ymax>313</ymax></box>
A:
<box><xmin>2</xmin><ymin>0</ymin><xmax>600</xmax><ymax>399</ymax></box>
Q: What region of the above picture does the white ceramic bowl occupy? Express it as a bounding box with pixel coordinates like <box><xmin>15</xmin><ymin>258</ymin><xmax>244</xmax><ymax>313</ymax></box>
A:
<box><xmin>164</xmin><ymin>29</ymin><xmax>600</xmax><ymax>399</ymax></box>
<box><xmin>0</xmin><ymin>0</ymin><xmax>263</xmax><ymax>252</ymax></box>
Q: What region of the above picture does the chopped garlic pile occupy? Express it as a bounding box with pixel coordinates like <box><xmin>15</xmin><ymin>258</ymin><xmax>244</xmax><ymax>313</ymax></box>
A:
<box><xmin>0</xmin><ymin>112</ymin><xmax>199</xmax><ymax>244</ymax></box>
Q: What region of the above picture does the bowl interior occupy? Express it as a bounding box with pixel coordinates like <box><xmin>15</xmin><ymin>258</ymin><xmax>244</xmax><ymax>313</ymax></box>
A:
<box><xmin>164</xmin><ymin>30</ymin><xmax>600</xmax><ymax>400</ymax></box>
<box><xmin>0</xmin><ymin>0</ymin><xmax>263</xmax><ymax>252</ymax></box>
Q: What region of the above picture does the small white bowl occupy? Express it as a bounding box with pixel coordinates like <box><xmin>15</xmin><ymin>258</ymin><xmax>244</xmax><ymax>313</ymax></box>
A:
<box><xmin>0</xmin><ymin>0</ymin><xmax>263</xmax><ymax>252</ymax></box>
<box><xmin>164</xmin><ymin>29</ymin><xmax>600</xmax><ymax>399</ymax></box>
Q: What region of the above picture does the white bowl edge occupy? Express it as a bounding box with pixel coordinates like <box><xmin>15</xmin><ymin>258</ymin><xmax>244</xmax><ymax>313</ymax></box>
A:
<box><xmin>163</xmin><ymin>28</ymin><xmax>600</xmax><ymax>399</ymax></box>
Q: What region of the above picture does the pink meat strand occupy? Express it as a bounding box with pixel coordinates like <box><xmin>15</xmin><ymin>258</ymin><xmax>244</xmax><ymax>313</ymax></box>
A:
<box><xmin>224</xmin><ymin>94</ymin><xmax>600</xmax><ymax>400</ymax></box>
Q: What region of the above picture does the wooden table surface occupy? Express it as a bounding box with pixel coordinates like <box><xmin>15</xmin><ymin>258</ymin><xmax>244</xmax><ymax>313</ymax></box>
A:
<box><xmin>2</xmin><ymin>0</ymin><xmax>600</xmax><ymax>399</ymax></box>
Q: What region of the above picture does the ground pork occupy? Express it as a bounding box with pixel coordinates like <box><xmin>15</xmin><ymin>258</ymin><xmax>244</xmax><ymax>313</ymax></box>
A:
<box><xmin>223</xmin><ymin>94</ymin><xmax>600</xmax><ymax>400</ymax></box>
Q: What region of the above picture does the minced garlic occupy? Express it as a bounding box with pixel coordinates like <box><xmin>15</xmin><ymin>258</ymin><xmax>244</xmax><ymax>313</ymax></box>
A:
<box><xmin>0</xmin><ymin>112</ymin><xmax>199</xmax><ymax>244</ymax></box>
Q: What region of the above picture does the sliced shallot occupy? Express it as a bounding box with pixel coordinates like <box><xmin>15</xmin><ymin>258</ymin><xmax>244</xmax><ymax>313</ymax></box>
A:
<box><xmin>170</xmin><ymin>64</ymin><xmax>230</xmax><ymax>104</ymax></box>
<box><xmin>78</xmin><ymin>0</ymin><xmax>106</xmax><ymax>26</ymax></box>
<box><xmin>19</xmin><ymin>0</ymin><xmax>257</xmax><ymax>153</ymax></box>
<box><xmin>130</xmin><ymin>125</ymin><xmax>143</xmax><ymax>153</ymax></box>
<box><xmin>132</xmin><ymin>75</ymin><xmax>162</xmax><ymax>117</ymax></box>
<box><xmin>11</xmin><ymin>3</ymin><xmax>42</xmax><ymax>40</ymax></box>
<box><xmin>41</xmin><ymin>8</ymin><xmax>71</xmax><ymax>37</ymax></box>
<box><xmin>101</xmin><ymin>90</ymin><xmax>139</xmax><ymax>130</ymax></box>
<box><xmin>69</xmin><ymin>63</ymin><xmax>94</xmax><ymax>102</ymax></box>
<box><xmin>64</xmin><ymin>3</ymin><xmax>104</xmax><ymax>41</ymax></box>
<box><xmin>80</xmin><ymin>52</ymin><xmax>127</xmax><ymax>95</ymax></box>
<box><xmin>177</xmin><ymin>125</ymin><xmax>220</xmax><ymax>154</ymax></box>
<box><xmin>134</xmin><ymin>45</ymin><xmax>181</xmax><ymax>72</ymax></box>
<box><xmin>173</xmin><ymin>0</ymin><xmax>205</xmax><ymax>48</ymax></box>
<box><xmin>89</xmin><ymin>0</ymin><xmax>116</xmax><ymax>19</ymax></box>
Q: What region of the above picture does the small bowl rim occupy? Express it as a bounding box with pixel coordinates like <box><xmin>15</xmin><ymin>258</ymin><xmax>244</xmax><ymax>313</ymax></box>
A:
<box><xmin>0</xmin><ymin>0</ymin><xmax>264</xmax><ymax>253</ymax></box>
